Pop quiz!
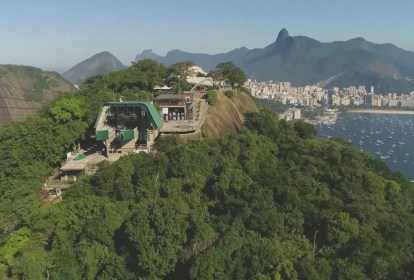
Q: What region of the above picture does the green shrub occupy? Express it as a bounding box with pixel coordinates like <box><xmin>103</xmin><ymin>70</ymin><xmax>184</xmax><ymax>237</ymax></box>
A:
<box><xmin>239</xmin><ymin>87</ymin><xmax>250</xmax><ymax>94</ymax></box>
<box><xmin>206</xmin><ymin>90</ymin><xmax>218</xmax><ymax>105</ymax></box>
<box><xmin>224</xmin><ymin>90</ymin><xmax>236</xmax><ymax>99</ymax></box>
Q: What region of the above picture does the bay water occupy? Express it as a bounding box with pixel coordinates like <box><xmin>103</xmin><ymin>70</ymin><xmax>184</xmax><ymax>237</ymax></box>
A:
<box><xmin>317</xmin><ymin>113</ymin><xmax>414</xmax><ymax>181</ymax></box>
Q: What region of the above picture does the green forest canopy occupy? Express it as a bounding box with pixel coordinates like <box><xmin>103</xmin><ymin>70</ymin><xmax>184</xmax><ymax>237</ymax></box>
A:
<box><xmin>0</xmin><ymin>60</ymin><xmax>413</xmax><ymax>279</ymax></box>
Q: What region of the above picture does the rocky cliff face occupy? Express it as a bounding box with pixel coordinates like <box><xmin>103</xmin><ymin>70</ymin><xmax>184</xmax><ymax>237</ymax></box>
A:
<box><xmin>202</xmin><ymin>91</ymin><xmax>258</xmax><ymax>137</ymax></box>
<box><xmin>0</xmin><ymin>65</ymin><xmax>75</xmax><ymax>126</ymax></box>
<box><xmin>275</xmin><ymin>28</ymin><xmax>290</xmax><ymax>45</ymax></box>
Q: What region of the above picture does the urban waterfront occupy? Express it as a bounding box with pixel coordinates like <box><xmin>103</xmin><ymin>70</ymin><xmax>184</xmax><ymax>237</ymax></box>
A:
<box><xmin>317</xmin><ymin>113</ymin><xmax>414</xmax><ymax>181</ymax></box>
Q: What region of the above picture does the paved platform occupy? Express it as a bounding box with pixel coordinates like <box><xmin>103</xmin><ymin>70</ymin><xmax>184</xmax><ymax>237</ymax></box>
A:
<box><xmin>160</xmin><ymin>120</ymin><xmax>197</xmax><ymax>133</ymax></box>
<box><xmin>160</xmin><ymin>97</ymin><xmax>207</xmax><ymax>134</ymax></box>
<box><xmin>60</xmin><ymin>152</ymin><xmax>106</xmax><ymax>171</ymax></box>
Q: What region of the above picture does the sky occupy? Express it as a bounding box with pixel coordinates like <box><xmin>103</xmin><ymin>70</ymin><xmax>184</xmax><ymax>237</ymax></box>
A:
<box><xmin>1</xmin><ymin>0</ymin><xmax>414</xmax><ymax>71</ymax></box>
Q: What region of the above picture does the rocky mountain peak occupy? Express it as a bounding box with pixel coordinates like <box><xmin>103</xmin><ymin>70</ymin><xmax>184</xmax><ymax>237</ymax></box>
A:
<box><xmin>141</xmin><ymin>49</ymin><xmax>154</xmax><ymax>55</ymax></box>
<box><xmin>135</xmin><ymin>49</ymin><xmax>162</xmax><ymax>62</ymax></box>
<box><xmin>63</xmin><ymin>52</ymin><xmax>125</xmax><ymax>84</ymax></box>
<box><xmin>275</xmin><ymin>28</ymin><xmax>290</xmax><ymax>45</ymax></box>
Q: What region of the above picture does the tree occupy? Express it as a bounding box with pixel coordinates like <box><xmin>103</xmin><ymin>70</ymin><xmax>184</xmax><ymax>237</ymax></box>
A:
<box><xmin>206</xmin><ymin>90</ymin><xmax>218</xmax><ymax>105</ymax></box>
<box><xmin>207</xmin><ymin>70</ymin><xmax>224</xmax><ymax>81</ymax></box>
<box><xmin>0</xmin><ymin>227</ymin><xmax>31</xmax><ymax>267</ymax></box>
<box><xmin>48</xmin><ymin>96</ymin><xmax>87</xmax><ymax>123</ymax></box>
<box><xmin>12</xmin><ymin>241</ymin><xmax>49</xmax><ymax>280</ymax></box>
<box><xmin>120</xmin><ymin>89</ymin><xmax>154</xmax><ymax>102</ymax></box>
<box><xmin>215</xmin><ymin>62</ymin><xmax>247</xmax><ymax>88</ymax></box>
<box><xmin>49</xmin><ymin>231</ymin><xmax>82</xmax><ymax>280</ymax></box>
<box><xmin>123</xmin><ymin>197</ymin><xmax>190</xmax><ymax>278</ymax></box>
<box><xmin>128</xmin><ymin>59</ymin><xmax>167</xmax><ymax>91</ymax></box>
<box><xmin>293</xmin><ymin>120</ymin><xmax>317</xmax><ymax>139</ymax></box>
<box><xmin>154</xmin><ymin>135</ymin><xmax>182</xmax><ymax>153</ymax></box>
<box><xmin>167</xmin><ymin>61</ymin><xmax>195</xmax><ymax>93</ymax></box>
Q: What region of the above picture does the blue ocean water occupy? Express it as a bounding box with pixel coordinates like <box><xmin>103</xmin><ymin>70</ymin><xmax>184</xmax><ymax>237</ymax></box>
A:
<box><xmin>317</xmin><ymin>113</ymin><xmax>414</xmax><ymax>181</ymax></box>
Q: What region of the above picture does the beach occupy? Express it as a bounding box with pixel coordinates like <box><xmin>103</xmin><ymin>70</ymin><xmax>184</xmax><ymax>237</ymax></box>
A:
<box><xmin>347</xmin><ymin>109</ymin><xmax>414</xmax><ymax>115</ymax></box>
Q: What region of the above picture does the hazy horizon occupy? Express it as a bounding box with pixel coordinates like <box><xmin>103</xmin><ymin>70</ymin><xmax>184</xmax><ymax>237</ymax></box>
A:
<box><xmin>1</xmin><ymin>0</ymin><xmax>414</xmax><ymax>70</ymax></box>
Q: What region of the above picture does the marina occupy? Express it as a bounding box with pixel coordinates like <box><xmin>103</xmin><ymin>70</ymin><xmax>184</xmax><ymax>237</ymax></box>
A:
<box><xmin>317</xmin><ymin>112</ymin><xmax>414</xmax><ymax>181</ymax></box>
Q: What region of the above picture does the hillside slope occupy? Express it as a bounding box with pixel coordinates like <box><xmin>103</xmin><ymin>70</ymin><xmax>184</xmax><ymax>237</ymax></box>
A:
<box><xmin>2</xmin><ymin>57</ymin><xmax>414</xmax><ymax>279</ymax></box>
<box><xmin>202</xmin><ymin>91</ymin><xmax>258</xmax><ymax>137</ymax></box>
<box><xmin>0</xmin><ymin>65</ymin><xmax>75</xmax><ymax>126</ymax></box>
<box><xmin>63</xmin><ymin>51</ymin><xmax>126</xmax><ymax>85</ymax></box>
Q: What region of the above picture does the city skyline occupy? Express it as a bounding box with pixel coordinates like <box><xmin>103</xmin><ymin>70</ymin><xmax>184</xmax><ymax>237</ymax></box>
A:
<box><xmin>1</xmin><ymin>0</ymin><xmax>414</xmax><ymax>70</ymax></box>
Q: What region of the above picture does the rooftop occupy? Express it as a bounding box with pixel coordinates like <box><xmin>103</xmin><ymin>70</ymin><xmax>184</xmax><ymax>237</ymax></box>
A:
<box><xmin>105</xmin><ymin>101</ymin><xmax>163</xmax><ymax>129</ymax></box>
<box><xmin>60</xmin><ymin>153</ymin><xmax>106</xmax><ymax>172</ymax></box>
<box><xmin>153</xmin><ymin>85</ymin><xmax>172</xmax><ymax>90</ymax></box>
<box><xmin>155</xmin><ymin>94</ymin><xmax>185</xmax><ymax>101</ymax></box>
<box><xmin>186</xmin><ymin>76</ymin><xmax>213</xmax><ymax>86</ymax></box>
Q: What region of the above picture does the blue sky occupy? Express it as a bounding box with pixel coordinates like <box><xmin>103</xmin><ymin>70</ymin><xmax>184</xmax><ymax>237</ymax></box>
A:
<box><xmin>1</xmin><ymin>0</ymin><xmax>413</xmax><ymax>70</ymax></box>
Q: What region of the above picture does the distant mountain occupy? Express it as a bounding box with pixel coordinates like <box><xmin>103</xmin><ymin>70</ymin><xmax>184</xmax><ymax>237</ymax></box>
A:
<box><xmin>44</xmin><ymin>67</ymin><xmax>68</xmax><ymax>74</ymax></box>
<box><xmin>135</xmin><ymin>49</ymin><xmax>163</xmax><ymax>62</ymax></box>
<box><xmin>63</xmin><ymin>51</ymin><xmax>126</xmax><ymax>85</ymax></box>
<box><xmin>0</xmin><ymin>65</ymin><xmax>76</xmax><ymax>126</ymax></box>
<box><xmin>135</xmin><ymin>48</ymin><xmax>250</xmax><ymax>73</ymax></box>
<box><xmin>135</xmin><ymin>28</ymin><xmax>414</xmax><ymax>94</ymax></box>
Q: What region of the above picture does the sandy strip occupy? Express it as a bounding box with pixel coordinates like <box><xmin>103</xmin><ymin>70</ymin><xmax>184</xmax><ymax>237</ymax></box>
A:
<box><xmin>347</xmin><ymin>109</ymin><xmax>414</xmax><ymax>115</ymax></box>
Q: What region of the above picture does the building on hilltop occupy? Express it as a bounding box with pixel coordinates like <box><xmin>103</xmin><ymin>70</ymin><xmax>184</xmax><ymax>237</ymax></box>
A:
<box><xmin>59</xmin><ymin>152</ymin><xmax>105</xmax><ymax>183</ymax></box>
<box><xmin>94</xmin><ymin>101</ymin><xmax>163</xmax><ymax>160</ymax></box>
<box><xmin>153</xmin><ymin>85</ymin><xmax>172</xmax><ymax>96</ymax></box>
<box><xmin>155</xmin><ymin>93</ymin><xmax>193</xmax><ymax>121</ymax></box>
<box><xmin>186</xmin><ymin>76</ymin><xmax>214</xmax><ymax>95</ymax></box>
<box><xmin>188</xmin><ymin>65</ymin><xmax>208</xmax><ymax>77</ymax></box>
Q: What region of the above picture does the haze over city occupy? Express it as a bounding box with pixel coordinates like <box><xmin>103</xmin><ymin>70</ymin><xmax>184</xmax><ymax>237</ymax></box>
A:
<box><xmin>1</xmin><ymin>0</ymin><xmax>414</xmax><ymax>70</ymax></box>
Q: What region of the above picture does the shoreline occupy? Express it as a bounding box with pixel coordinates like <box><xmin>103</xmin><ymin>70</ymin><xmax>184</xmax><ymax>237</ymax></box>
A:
<box><xmin>346</xmin><ymin>109</ymin><xmax>414</xmax><ymax>115</ymax></box>
<box><xmin>304</xmin><ymin>108</ymin><xmax>414</xmax><ymax>125</ymax></box>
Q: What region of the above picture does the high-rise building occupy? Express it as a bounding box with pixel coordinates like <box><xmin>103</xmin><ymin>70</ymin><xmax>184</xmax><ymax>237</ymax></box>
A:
<box><xmin>327</xmin><ymin>89</ymin><xmax>335</xmax><ymax>105</ymax></box>
<box><xmin>340</xmin><ymin>97</ymin><xmax>351</xmax><ymax>106</ymax></box>
<box><xmin>358</xmin><ymin>86</ymin><xmax>366</xmax><ymax>94</ymax></box>
<box><xmin>364</xmin><ymin>93</ymin><xmax>373</xmax><ymax>105</ymax></box>
<box><xmin>348</xmin><ymin>86</ymin><xmax>357</xmax><ymax>95</ymax></box>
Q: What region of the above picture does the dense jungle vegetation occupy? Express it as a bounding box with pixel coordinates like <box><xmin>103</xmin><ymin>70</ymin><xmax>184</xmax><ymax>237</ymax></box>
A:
<box><xmin>0</xmin><ymin>59</ymin><xmax>413</xmax><ymax>279</ymax></box>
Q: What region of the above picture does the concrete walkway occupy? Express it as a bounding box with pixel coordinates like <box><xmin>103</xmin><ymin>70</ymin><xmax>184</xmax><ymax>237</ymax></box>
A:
<box><xmin>160</xmin><ymin>97</ymin><xmax>208</xmax><ymax>134</ymax></box>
